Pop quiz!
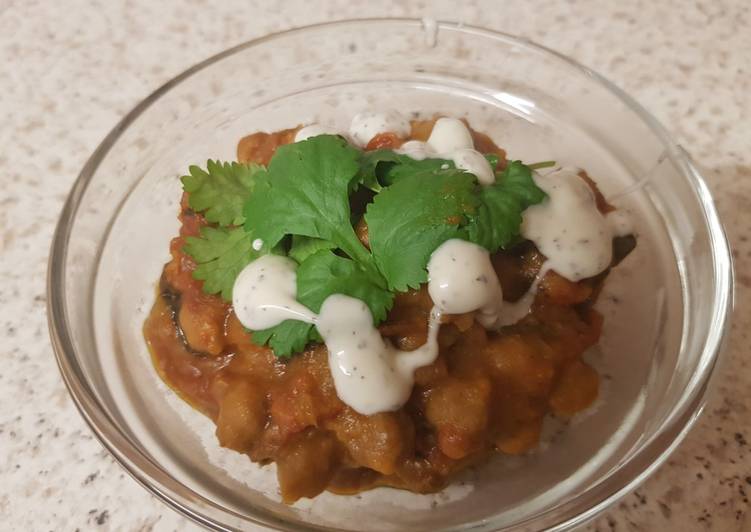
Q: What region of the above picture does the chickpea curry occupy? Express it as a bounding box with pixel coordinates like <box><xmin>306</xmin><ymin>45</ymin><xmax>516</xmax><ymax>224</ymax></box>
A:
<box><xmin>144</xmin><ymin>113</ymin><xmax>635</xmax><ymax>503</ymax></box>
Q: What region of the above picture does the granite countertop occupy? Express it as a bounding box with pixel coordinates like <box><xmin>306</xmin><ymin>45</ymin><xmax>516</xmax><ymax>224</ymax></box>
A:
<box><xmin>1</xmin><ymin>0</ymin><xmax>749</xmax><ymax>530</ymax></box>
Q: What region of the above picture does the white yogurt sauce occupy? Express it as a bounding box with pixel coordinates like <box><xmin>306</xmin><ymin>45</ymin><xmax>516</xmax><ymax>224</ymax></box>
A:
<box><xmin>294</xmin><ymin>124</ymin><xmax>343</xmax><ymax>143</ymax></box>
<box><xmin>349</xmin><ymin>111</ymin><xmax>411</xmax><ymax>147</ymax></box>
<box><xmin>427</xmin><ymin>239</ymin><xmax>503</xmax><ymax>327</ymax></box>
<box><xmin>491</xmin><ymin>262</ymin><xmax>553</xmax><ymax>329</ymax></box>
<box><xmin>396</xmin><ymin>140</ymin><xmax>430</xmax><ymax>160</ymax></box>
<box><xmin>450</xmin><ymin>148</ymin><xmax>495</xmax><ymax>185</ymax></box>
<box><xmin>521</xmin><ymin>167</ymin><xmax>630</xmax><ymax>281</ymax></box>
<box><xmin>426</xmin><ymin>241</ymin><xmax>550</xmax><ymax>330</ymax></box>
<box><xmin>232</xmin><ymin>255</ymin><xmax>316</xmax><ymax>330</ymax></box>
<box><xmin>396</xmin><ymin>117</ymin><xmax>495</xmax><ymax>185</ymax></box>
<box><xmin>427</xmin><ymin>117</ymin><xmax>474</xmax><ymax>152</ymax></box>
<box><xmin>317</xmin><ymin>295</ymin><xmax>441</xmax><ymax>415</ymax></box>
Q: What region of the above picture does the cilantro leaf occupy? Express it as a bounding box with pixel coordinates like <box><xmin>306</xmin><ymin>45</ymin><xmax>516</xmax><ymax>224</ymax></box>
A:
<box><xmin>365</xmin><ymin>169</ymin><xmax>479</xmax><ymax>291</ymax></box>
<box><xmin>182</xmin><ymin>160</ymin><xmax>265</xmax><ymax>226</ymax></box>
<box><xmin>288</xmin><ymin>235</ymin><xmax>336</xmax><ymax>264</ymax></box>
<box><xmin>359</xmin><ymin>149</ymin><xmax>501</xmax><ymax>187</ymax></box>
<box><xmin>296</xmin><ymin>250</ymin><xmax>393</xmax><ymax>321</ymax></box>
<box><xmin>183</xmin><ymin>226</ymin><xmax>258</xmax><ymax>300</ymax></box>
<box><xmin>252</xmin><ymin>320</ymin><xmax>314</xmax><ymax>358</ymax></box>
<box><xmin>252</xmin><ymin>250</ymin><xmax>393</xmax><ymax>356</ymax></box>
<box><xmin>243</xmin><ymin>135</ymin><xmax>375</xmax><ymax>271</ymax></box>
<box><xmin>360</xmin><ymin>149</ymin><xmax>453</xmax><ymax>187</ymax></box>
<box><xmin>354</xmin><ymin>150</ymin><xmax>389</xmax><ymax>193</ymax></box>
<box><xmin>466</xmin><ymin>161</ymin><xmax>547</xmax><ymax>251</ymax></box>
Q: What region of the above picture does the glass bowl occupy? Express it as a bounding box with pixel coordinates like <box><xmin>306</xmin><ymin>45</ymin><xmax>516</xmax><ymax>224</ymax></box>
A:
<box><xmin>47</xmin><ymin>18</ymin><xmax>733</xmax><ymax>531</ymax></box>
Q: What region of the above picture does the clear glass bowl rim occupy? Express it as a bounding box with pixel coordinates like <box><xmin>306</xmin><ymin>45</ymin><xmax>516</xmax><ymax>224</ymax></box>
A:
<box><xmin>46</xmin><ymin>17</ymin><xmax>734</xmax><ymax>532</ymax></box>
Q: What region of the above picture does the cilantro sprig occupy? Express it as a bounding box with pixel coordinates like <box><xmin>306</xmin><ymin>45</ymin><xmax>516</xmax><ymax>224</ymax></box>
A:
<box><xmin>252</xmin><ymin>250</ymin><xmax>393</xmax><ymax>357</ymax></box>
<box><xmin>183</xmin><ymin>226</ymin><xmax>257</xmax><ymax>300</ymax></box>
<box><xmin>365</xmin><ymin>169</ymin><xmax>479</xmax><ymax>291</ymax></box>
<box><xmin>243</xmin><ymin>136</ymin><xmax>381</xmax><ymax>276</ymax></box>
<box><xmin>179</xmin><ymin>134</ymin><xmax>546</xmax><ymax>357</ymax></box>
<box><xmin>466</xmin><ymin>161</ymin><xmax>548</xmax><ymax>251</ymax></box>
<box><xmin>181</xmin><ymin>160</ymin><xmax>265</xmax><ymax>226</ymax></box>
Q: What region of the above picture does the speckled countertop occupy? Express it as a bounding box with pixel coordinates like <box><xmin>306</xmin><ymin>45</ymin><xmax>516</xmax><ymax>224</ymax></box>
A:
<box><xmin>1</xmin><ymin>0</ymin><xmax>749</xmax><ymax>530</ymax></box>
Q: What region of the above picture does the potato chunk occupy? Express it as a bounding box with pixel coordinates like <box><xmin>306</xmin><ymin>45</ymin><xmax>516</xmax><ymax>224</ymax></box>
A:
<box><xmin>277</xmin><ymin>429</ymin><xmax>338</xmax><ymax>503</ymax></box>
<box><xmin>215</xmin><ymin>380</ymin><xmax>266</xmax><ymax>453</ymax></box>
<box><xmin>424</xmin><ymin>377</ymin><xmax>491</xmax><ymax>459</ymax></box>
<box><xmin>326</xmin><ymin>409</ymin><xmax>413</xmax><ymax>475</ymax></box>
<box><xmin>549</xmin><ymin>360</ymin><xmax>599</xmax><ymax>417</ymax></box>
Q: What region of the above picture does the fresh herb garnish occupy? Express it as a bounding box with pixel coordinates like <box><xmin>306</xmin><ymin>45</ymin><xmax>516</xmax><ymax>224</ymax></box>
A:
<box><xmin>288</xmin><ymin>235</ymin><xmax>337</xmax><ymax>264</ymax></box>
<box><xmin>365</xmin><ymin>169</ymin><xmax>479</xmax><ymax>291</ymax></box>
<box><xmin>360</xmin><ymin>149</ymin><xmax>453</xmax><ymax>187</ymax></box>
<box><xmin>181</xmin><ymin>134</ymin><xmax>546</xmax><ymax>357</ymax></box>
<box><xmin>183</xmin><ymin>226</ymin><xmax>258</xmax><ymax>300</ymax></box>
<box><xmin>251</xmin><ymin>320</ymin><xmax>316</xmax><ymax>359</ymax></box>
<box><xmin>253</xmin><ymin>250</ymin><xmax>394</xmax><ymax>357</ymax></box>
<box><xmin>467</xmin><ymin>161</ymin><xmax>547</xmax><ymax>251</ymax></box>
<box><xmin>243</xmin><ymin>135</ymin><xmax>376</xmax><ymax>272</ymax></box>
<box><xmin>181</xmin><ymin>160</ymin><xmax>265</xmax><ymax>226</ymax></box>
<box><xmin>297</xmin><ymin>250</ymin><xmax>394</xmax><ymax>322</ymax></box>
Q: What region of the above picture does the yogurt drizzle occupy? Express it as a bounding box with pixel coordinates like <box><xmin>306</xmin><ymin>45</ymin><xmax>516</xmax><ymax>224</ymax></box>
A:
<box><xmin>397</xmin><ymin>117</ymin><xmax>496</xmax><ymax>185</ymax></box>
<box><xmin>426</xmin><ymin>239</ymin><xmax>504</xmax><ymax>327</ymax></box>
<box><xmin>233</xmin><ymin>113</ymin><xmax>632</xmax><ymax>415</ymax></box>
<box><xmin>233</xmin><ymin>255</ymin><xmax>441</xmax><ymax>415</ymax></box>
<box><xmin>233</xmin><ymin>255</ymin><xmax>317</xmax><ymax>329</ymax></box>
<box><xmin>521</xmin><ymin>167</ymin><xmax>633</xmax><ymax>281</ymax></box>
